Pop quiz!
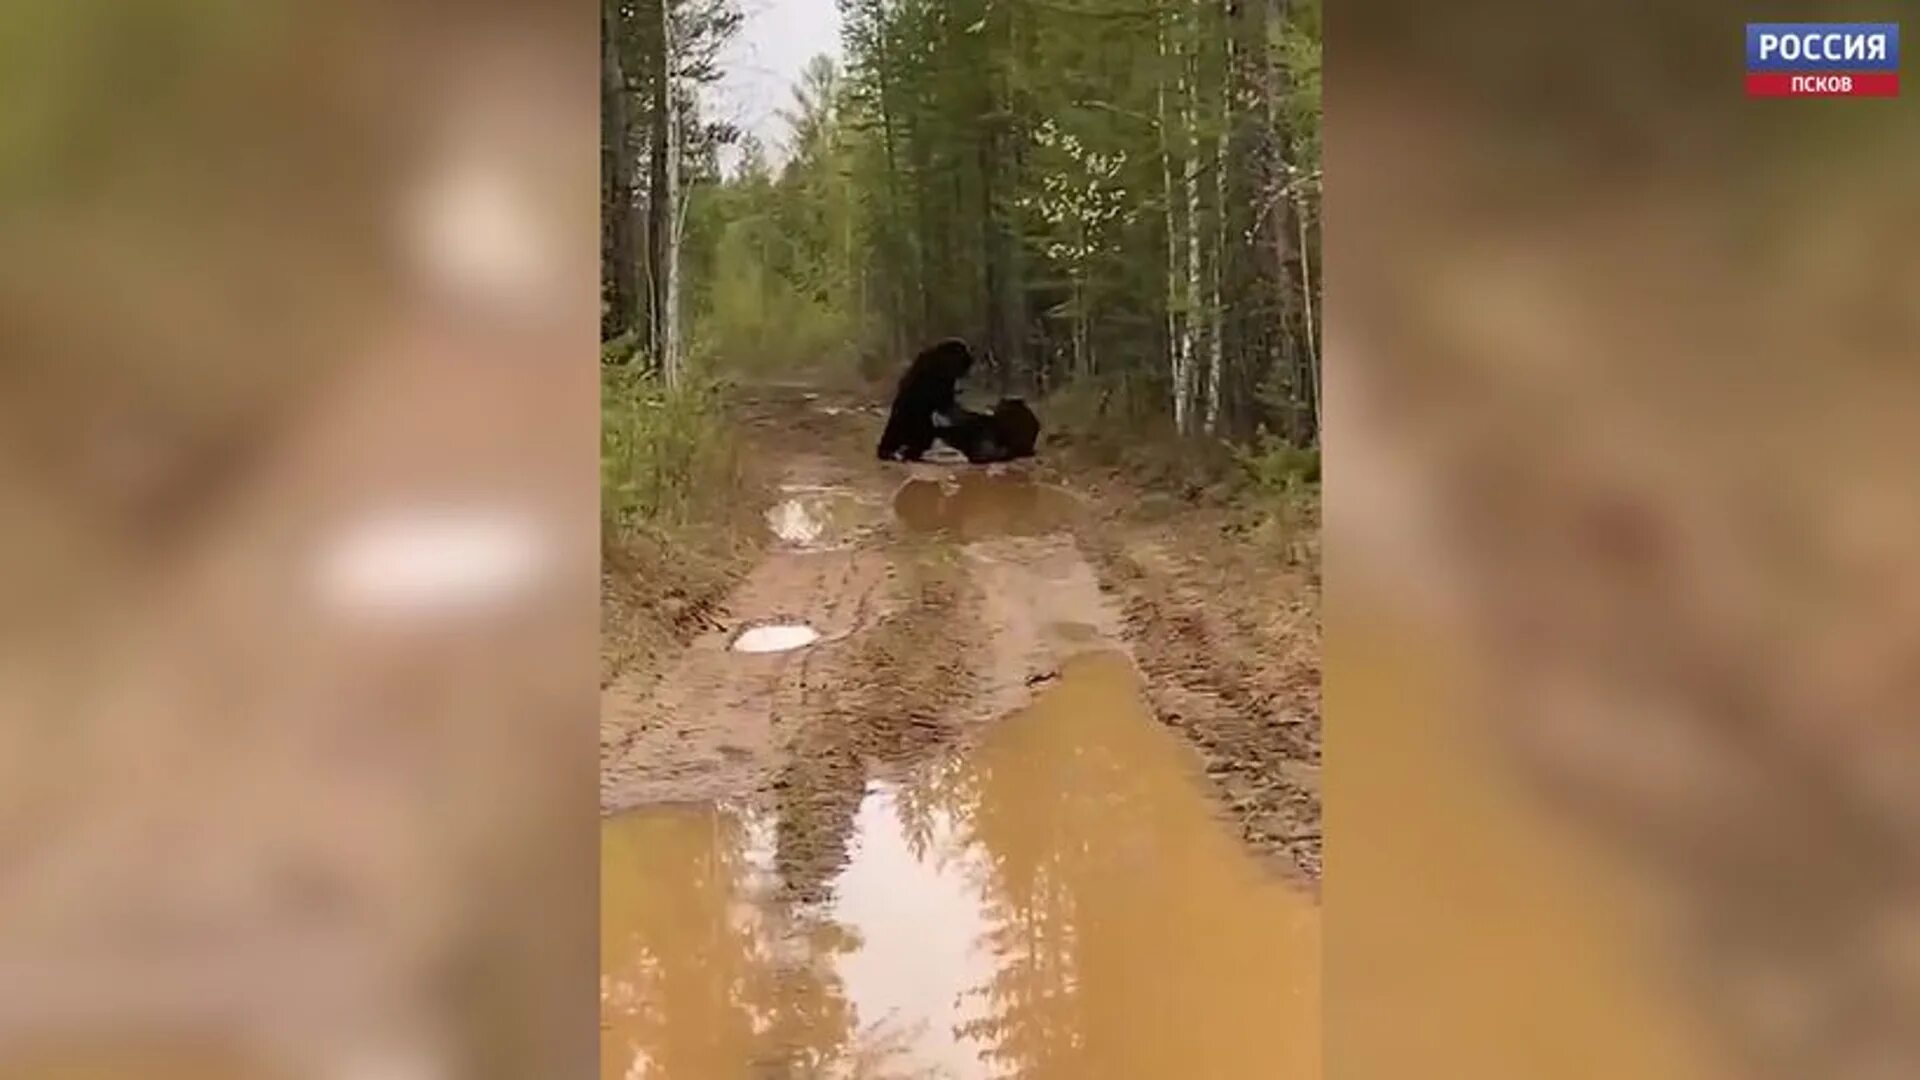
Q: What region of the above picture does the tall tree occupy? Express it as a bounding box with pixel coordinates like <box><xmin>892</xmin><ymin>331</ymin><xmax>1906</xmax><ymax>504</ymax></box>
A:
<box><xmin>646</xmin><ymin>0</ymin><xmax>683</xmax><ymax>384</ymax></box>
<box><xmin>602</xmin><ymin>0</ymin><xmax>641</xmax><ymax>343</ymax></box>
<box><xmin>650</xmin><ymin>0</ymin><xmax>1320</xmax><ymax>444</ymax></box>
<box><xmin>603</xmin><ymin>0</ymin><xmax>741</xmax><ymax>376</ymax></box>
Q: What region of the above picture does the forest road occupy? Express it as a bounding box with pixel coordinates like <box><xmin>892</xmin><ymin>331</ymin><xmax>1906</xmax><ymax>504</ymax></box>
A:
<box><xmin>598</xmin><ymin>385</ymin><xmax>1320</xmax><ymax>1079</ymax></box>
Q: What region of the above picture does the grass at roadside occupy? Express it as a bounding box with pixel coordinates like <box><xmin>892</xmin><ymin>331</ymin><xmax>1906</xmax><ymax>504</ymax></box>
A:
<box><xmin>1040</xmin><ymin>375</ymin><xmax>1320</xmax><ymax>572</ymax></box>
<box><xmin>1035</xmin><ymin>376</ymin><xmax>1323</xmax><ymax>877</ymax></box>
<box><xmin>601</xmin><ymin>360</ymin><xmax>767</xmax><ymax>686</ymax></box>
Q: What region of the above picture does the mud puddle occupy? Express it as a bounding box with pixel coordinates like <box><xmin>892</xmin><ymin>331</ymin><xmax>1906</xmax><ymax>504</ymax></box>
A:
<box><xmin>892</xmin><ymin>471</ymin><xmax>1076</xmax><ymax>541</ymax></box>
<box><xmin>731</xmin><ymin>624</ymin><xmax>820</xmax><ymax>654</ymax></box>
<box><xmin>767</xmin><ymin>486</ymin><xmax>879</xmax><ymax>551</ymax></box>
<box><xmin>601</xmin><ymin>650</ymin><xmax>1319</xmax><ymax>1079</ymax></box>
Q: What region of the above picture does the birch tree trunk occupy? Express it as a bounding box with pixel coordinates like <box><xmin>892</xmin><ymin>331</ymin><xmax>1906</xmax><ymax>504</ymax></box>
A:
<box><xmin>1178</xmin><ymin>7</ymin><xmax>1202</xmax><ymax>437</ymax></box>
<box><xmin>646</xmin><ymin>0</ymin><xmax>670</xmax><ymax>374</ymax></box>
<box><xmin>1157</xmin><ymin>4</ymin><xmax>1192</xmax><ymax>436</ymax></box>
<box><xmin>1205</xmin><ymin>7</ymin><xmax>1229</xmax><ymax>435</ymax></box>
<box><xmin>662</xmin><ymin>108</ymin><xmax>681</xmax><ymax>385</ymax></box>
<box><xmin>655</xmin><ymin>0</ymin><xmax>683</xmax><ymax>386</ymax></box>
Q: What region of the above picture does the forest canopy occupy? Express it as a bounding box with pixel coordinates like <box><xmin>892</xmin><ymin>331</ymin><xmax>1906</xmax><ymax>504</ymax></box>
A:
<box><xmin>604</xmin><ymin>0</ymin><xmax>1321</xmax><ymax>447</ymax></box>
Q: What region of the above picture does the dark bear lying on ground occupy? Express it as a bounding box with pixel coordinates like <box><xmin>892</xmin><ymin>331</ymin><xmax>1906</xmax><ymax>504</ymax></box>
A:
<box><xmin>936</xmin><ymin>398</ymin><xmax>1041</xmax><ymax>464</ymax></box>
<box><xmin>876</xmin><ymin>338</ymin><xmax>972</xmax><ymax>462</ymax></box>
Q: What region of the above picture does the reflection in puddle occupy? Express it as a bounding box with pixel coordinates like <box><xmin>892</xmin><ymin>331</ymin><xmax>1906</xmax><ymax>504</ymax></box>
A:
<box><xmin>732</xmin><ymin>624</ymin><xmax>820</xmax><ymax>653</ymax></box>
<box><xmin>766</xmin><ymin>488</ymin><xmax>872</xmax><ymax>551</ymax></box>
<box><xmin>601</xmin><ymin>651</ymin><xmax>1319</xmax><ymax>1079</ymax></box>
<box><xmin>893</xmin><ymin>473</ymin><xmax>1074</xmax><ymax>541</ymax></box>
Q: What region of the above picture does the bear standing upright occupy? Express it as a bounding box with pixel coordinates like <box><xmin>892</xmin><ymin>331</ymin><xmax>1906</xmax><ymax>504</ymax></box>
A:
<box><xmin>876</xmin><ymin>338</ymin><xmax>973</xmax><ymax>462</ymax></box>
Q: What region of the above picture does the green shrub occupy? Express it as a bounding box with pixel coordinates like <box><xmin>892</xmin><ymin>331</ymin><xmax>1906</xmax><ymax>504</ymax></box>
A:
<box><xmin>601</xmin><ymin>330</ymin><xmax>642</xmax><ymax>367</ymax></box>
<box><xmin>1226</xmin><ymin>430</ymin><xmax>1321</xmax><ymax>566</ymax></box>
<box><xmin>1043</xmin><ymin>371</ymin><xmax>1175</xmax><ymax>458</ymax></box>
<box><xmin>1233</xmin><ymin>431</ymin><xmax>1321</xmax><ymax>497</ymax></box>
<box><xmin>700</xmin><ymin>219</ymin><xmax>854</xmax><ymax>379</ymax></box>
<box><xmin>600</xmin><ymin>365</ymin><xmax>743</xmax><ymax>534</ymax></box>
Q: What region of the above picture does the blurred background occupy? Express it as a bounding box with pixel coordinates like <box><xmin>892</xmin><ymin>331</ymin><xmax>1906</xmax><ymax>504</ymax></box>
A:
<box><xmin>1329</xmin><ymin>2</ymin><xmax>1920</xmax><ymax>1078</ymax></box>
<box><xmin>0</xmin><ymin>3</ymin><xmax>598</xmax><ymax>1077</ymax></box>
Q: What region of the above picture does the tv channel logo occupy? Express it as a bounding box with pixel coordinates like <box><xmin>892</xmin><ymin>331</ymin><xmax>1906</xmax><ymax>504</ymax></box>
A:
<box><xmin>1746</xmin><ymin>23</ymin><xmax>1900</xmax><ymax>97</ymax></box>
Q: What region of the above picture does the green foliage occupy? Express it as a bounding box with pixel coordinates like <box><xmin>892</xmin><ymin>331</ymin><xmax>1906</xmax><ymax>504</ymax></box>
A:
<box><xmin>694</xmin><ymin>210</ymin><xmax>855</xmax><ymax>377</ymax></box>
<box><xmin>602</xmin><ymin>329</ymin><xmax>643</xmax><ymax>367</ymax></box>
<box><xmin>672</xmin><ymin>53</ymin><xmax>868</xmax><ymax>382</ymax></box>
<box><xmin>1225</xmin><ymin>429</ymin><xmax>1320</xmax><ymax>567</ymax></box>
<box><xmin>1275</xmin><ymin>0</ymin><xmax>1322</xmax><ymax>172</ymax></box>
<box><xmin>816</xmin><ymin>0</ymin><xmax>1322</xmax><ymax>441</ymax></box>
<box><xmin>1233</xmin><ymin>430</ymin><xmax>1320</xmax><ymax>496</ymax></box>
<box><xmin>600</xmin><ymin>363</ymin><xmax>742</xmax><ymax>533</ymax></box>
<box><xmin>607</xmin><ymin>0</ymin><xmax>1323</xmax><ymax>458</ymax></box>
<box><xmin>1045</xmin><ymin>371</ymin><xmax>1176</xmax><ymax>450</ymax></box>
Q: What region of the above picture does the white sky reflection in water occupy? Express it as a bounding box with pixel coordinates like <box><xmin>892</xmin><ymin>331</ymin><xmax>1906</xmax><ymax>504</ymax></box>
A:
<box><xmin>732</xmin><ymin>625</ymin><xmax>820</xmax><ymax>654</ymax></box>
<box><xmin>766</xmin><ymin>500</ymin><xmax>828</xmax><ymax>547</ymax></box>
<box><xmin>600</xmin><ymin>651</ymin><xmax>1320</xmax><ymax>1079</ymax></box>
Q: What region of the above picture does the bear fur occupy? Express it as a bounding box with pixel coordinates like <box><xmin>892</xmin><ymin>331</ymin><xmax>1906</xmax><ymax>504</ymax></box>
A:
<box><xmin>876</xmin><ymin>338</ymin><xmax>973</xmax><ymax>462</ymax></box>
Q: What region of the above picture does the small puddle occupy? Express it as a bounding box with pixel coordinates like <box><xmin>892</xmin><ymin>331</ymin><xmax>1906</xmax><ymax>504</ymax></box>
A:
<box><xmin>893</xmin><ymin>472</ymin><xmax>1075</xmax><ymax>541</ymax></box>
<box><xmin>601</xmin><ymin>651</ymin><xmax>1319</xmax><ymax>1079</ymax></box>
<box><xmin>765</xmin><ymin>487</ymin><xmax>873</xmax><ymax>551</ymax></box>
<box><xmin>731</xmin><ymin>624</ymin><xmax>819</xmax><ymax>654</ymax></box>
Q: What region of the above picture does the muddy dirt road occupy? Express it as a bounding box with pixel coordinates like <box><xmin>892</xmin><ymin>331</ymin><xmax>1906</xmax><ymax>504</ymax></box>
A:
<box><xmin>601</xmin><ymin>388</ymin><xmax>1320</xmax><ymax>1078</ymax></box>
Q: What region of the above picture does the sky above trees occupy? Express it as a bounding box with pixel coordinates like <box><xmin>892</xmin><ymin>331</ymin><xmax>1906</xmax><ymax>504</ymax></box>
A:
<box><xmin>713</xmin><ymin>0</ymin><xmax>843</xmax><ymax>171</ymax></box>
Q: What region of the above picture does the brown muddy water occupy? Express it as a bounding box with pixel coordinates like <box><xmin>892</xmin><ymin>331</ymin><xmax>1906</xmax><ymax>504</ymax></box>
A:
<box><xmin>891</xmin><ymin>472</ymin><xmax>1076</xmax><ymax>541</ymax></box>
<box><xmin>601</xmin><ymin>651</ymin><xmax>1320</xmax><ymax>1079</ymax></box>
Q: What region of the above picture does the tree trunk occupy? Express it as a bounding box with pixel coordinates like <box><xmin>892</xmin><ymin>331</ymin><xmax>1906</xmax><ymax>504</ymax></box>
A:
<box><xmin>1205</xmin><ymin>5</ymin><xmax>1229</xmax><ymax>435</ymax></box>
<box><xmin>1178</xmin><ymin>6</ymin><xmax>1202</xmax><ymax>437</ymax></box>
<box><xmin>1296</xmin><ymin>187</ymin><xmax>1319</xmax><ymax>442</ymax></box>
<box><xmin>1002</xmin><ymin>7</ymin><xmax>1029</xmax><ymax>397</ymax></box>
<box><xmin>602</xmin><ymin>0</ymin><xmax>639</xmax><ymax>345</ymax></box>
<box><xmin>979</xmin><ymin>51</ymin><xmax>1004</xmax><ymax>395</ymax></box>
<box><xmin>873</xmin><ymin>20</ymin><xmax>912</xmax><ymax>354</ymax></box>
<box><xmin>1265</xmin><ymin>0</ymin><xmax>1310</xmax><ymax>445</ymax></box>
<box><xmin>647</xmin><ymin>0</ymin><xmax>682</xmax><ymax>386</ymax></box>
<box><xmin>663</xmin><ymin>92</ymin><xmax>682</xmax><ymax>385</ymax></box>
<box><xmin>980</xmin><ymin>114</ymin><xmax>1024</xmax><ymax>396</ymax></box>
<box><xmin>910</xmin><ymin>121</ymin><xmax>937</xmax><ymax>337</ymax></box>
<box><xmin>646</xmin><ymin>0</ymin><xmax>670</xmax><ymax>372</ymax></box>
<box><xmin>1156</xmin><ymin>6</ymin><xmax>1190</xmax><ymax>435</ymax></box>
<box><xmin>1004</xmin><ymin>2</ymin><xmax>1033</xmax><ymax>396</ymax></box>
<box><xmin>1223</xmin><ymin>0</ymin><xmax>1268</xmax><ymax>438</ymax></box>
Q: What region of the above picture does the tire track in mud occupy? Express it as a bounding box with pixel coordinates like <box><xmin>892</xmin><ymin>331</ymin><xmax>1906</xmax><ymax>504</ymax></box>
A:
<box><xmin>603</xmin><ymin>386</ymin><xmax>1323</xmax><ymax>890</ymax></box>
<box><xmin>770</xmin><ymin>548</ymin><xmax>982</xmax><ymax>905</ymax></box>
<box><xmin>601</xmin><ymin>392</ymin><xmax>1000</xmax><ymax>875</ymax></box>
<box><xmin>598</xmin><ymin>545</ymin><xmax>897</xmax><ymax>810</ymax></box>
<box><xmin>1071</xmin><ymin>511</ymin><xmax>1324</xmax><ymax>882</ymax></box>
<box><xmin>600</xmin><ymin>387</ymin><xmax>1326</xmax><ymax>1077</ymax></box>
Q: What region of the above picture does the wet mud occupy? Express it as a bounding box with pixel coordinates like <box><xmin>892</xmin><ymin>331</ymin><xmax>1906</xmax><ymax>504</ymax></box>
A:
<box><xmin>602</xmin><ymin>652</ymin><xmax>1319</xmax><ymax>1079</ymax></box>
<box><xmin>602</xmin><ymin>387</ymin><xmax>1322</xmax><ymax>1076</ymax></box>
